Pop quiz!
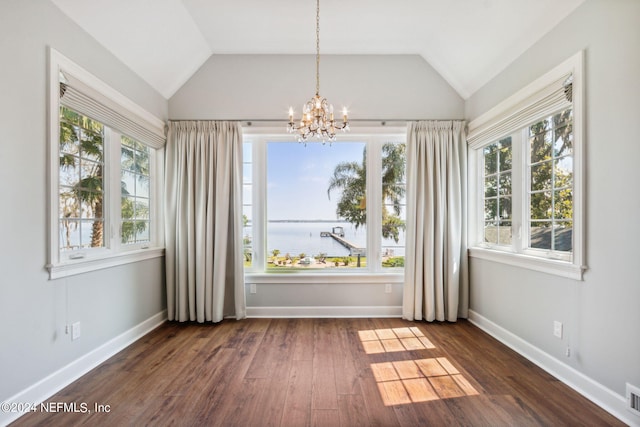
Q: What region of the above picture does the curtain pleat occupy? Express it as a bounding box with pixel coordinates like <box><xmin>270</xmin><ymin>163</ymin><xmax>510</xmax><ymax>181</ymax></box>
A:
<box><xmin>403</xmin><ymin>121</ymin><xmax>468</xmax><ymax>322</ymax></box>
<box><xmin>165</xmin><ymin>121</ymin><xmax>246</xmax><ymax>323</ymax></box>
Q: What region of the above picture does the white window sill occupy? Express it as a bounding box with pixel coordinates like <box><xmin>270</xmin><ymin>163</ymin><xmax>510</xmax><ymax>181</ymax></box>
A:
<box><xmin>47</xmin><ymin>247</ymin><xmax>164</xmax><ymax>279</ymax></box>
<box><xmin>468</xmin><ymin>247</ymin><xmax>586</xmax><ymax>280</ymax></box>
<box><xmin>245</xmin><ymin>272</ymin><xmax>404</xmax><ymax>284</ymax></box>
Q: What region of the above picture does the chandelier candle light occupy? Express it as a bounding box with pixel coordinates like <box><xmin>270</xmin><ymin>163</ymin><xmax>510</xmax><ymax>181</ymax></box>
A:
<box><xmin>287</xmin><ymin>0</ymin><xmax>349</xmax><ymax>144</ymax></box>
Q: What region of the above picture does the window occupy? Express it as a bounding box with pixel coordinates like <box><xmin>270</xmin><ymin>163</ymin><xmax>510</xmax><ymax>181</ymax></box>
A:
<box><xmin>59</xmin><ymin>107</ymin><xmax>106</xmax><ymax>251</ymax></box>
<box><xmin>48</xmin><ymin>48</ymin><xmax>165</xmax><ymax>279</ymax></box>
<box><xmin>528</xmin><ymin>109</ymin><xmax>574</xmax><ymax>254</ymax></box>
<box><xmin>482</xmin><ymin>137</ymin><xmax>513</xmax><ymax>246</ymax></box>
<box><xmin>242</xmin><ymin>141</ymin><xmax>253</xmax><ymax>268</ymax></box>
<box><xmin>468</xmin><ymin>52</ymin><xmax>585</xmax><ymax>279</ymax></box>
<box><xmin>243</xmin><ymin>132</ymin><xmax>406</xmax><ymax>277</ymax></box>
<box><xmin>120</xmin><ymin>136</ymin><xmax>151</xmax><ymax>245</ymax></box>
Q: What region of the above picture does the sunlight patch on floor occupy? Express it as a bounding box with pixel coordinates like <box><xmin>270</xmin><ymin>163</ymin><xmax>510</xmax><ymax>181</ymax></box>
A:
<box><xmin>358</xmin><ymin>327</ymin><xmax>435</xmax><ymax>354</ymax></box>
<box><xmin>371</xmin><ymin>357</ymin><xmax>479</xmax><ymax>406</ymax></box>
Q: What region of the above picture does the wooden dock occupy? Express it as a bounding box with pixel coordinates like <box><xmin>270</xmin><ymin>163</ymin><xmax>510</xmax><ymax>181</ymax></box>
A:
<box><xmin>321</xmin><ymin>232</ymin><xmax>365</xmax><ymax>256</ymax></box>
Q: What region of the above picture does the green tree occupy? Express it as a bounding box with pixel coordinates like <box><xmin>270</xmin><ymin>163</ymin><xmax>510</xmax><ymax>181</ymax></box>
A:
<box><xmin>528</xmin><ymin>109</ymin><xmax>573</xmax><ymax>250</ymax></box>
<box><xmin>327</xmin><ymin>143</ymin><xmax>406</xmax><ymax>242</ymax></box>
<box><xmin>529</xmin><ymin>110</ymin><xmax>573</xmax><ymax>223</ymax></box>
<box><xmin>59</xmin><ymin>106</ymin><xmax>105</xmax><ymax>249</ymax></box>
<box><xmin>120</xmin><ymin>136</ymin><xmax>150</xmax><ymax>244</ymax></box>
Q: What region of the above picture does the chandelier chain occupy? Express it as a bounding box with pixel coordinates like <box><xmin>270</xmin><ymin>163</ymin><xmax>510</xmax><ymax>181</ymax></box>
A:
<box><xmin>315</xmin><ymin>0</ymin><xmax>320</xmax><ymax>96</ymax></box>
<box><xmin>287</xmin><ymin>0</ymin><xmax>349</xmax><ymax>143</ymax></box>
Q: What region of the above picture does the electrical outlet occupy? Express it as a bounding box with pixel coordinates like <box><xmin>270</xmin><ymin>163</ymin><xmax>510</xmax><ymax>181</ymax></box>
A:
<box><xmin>250</xmin><ymin>283</ymin><xmax>257</xmax><ymax>294</ymax></box>
<box><xmin>553</xmin><ymin>321</ymin><xmax>563</xmax><ymax>339</ymax></box>
<box><xmin>384</xmin><ymin>283</ymin><xmax>392</xmax><ymax>294</ymax></box>
<box><xmin>71</xmin><ymin>322</ymin><xmax>81</xmax><ymax>340</ymax></box>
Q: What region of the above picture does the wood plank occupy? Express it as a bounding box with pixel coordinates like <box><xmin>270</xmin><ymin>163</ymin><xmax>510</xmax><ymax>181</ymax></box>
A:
<box><xmin>281</xmin><ymin>359</ymin><xmax>313</xmax><ymax>427</ymax></box>
<box><xmin>12</xmin><ymin>318</ymin><xmax>626</xmax><ymax>427</ymax></box>
<box><xmin>337</xmin><ymin>393</ymin><xmax>369</xmax><ymax>427</ymax></box>
<box><xmin>311</xmin><ymin>409</ymin><xmax>341</xmax><ymax>427</ymax></box>
<box><xmin>311</xmin><ymin>319</ymin><xmax>338</xmax><ymax>410</ymax></box>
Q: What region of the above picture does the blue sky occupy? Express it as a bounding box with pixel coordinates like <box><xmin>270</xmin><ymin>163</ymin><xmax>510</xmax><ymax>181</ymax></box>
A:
<box><xmin>266</xmin><ymin>141</ymin><xmax>365</xmax><ymax>220</ymax></box>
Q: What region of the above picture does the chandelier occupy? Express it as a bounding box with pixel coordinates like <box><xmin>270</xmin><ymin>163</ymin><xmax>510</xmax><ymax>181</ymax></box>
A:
<box><xmin>287</xmin><ymin>0</ymin><xmax>349</xmax><ymax>144</ymax></box>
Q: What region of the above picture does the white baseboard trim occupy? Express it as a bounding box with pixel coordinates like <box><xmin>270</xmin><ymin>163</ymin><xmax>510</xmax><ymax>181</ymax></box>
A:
<box><xmin>1</xmin><ymin>310</ymin><xmax>167</xmax><ymax>427</ymax></box>
<box><xmin>247</xmin><ymin>305</ymin><xmax>402</xmax><ymax>318</ymax></box>
<box><xmin>468</xmin><ymin>310</ymin><xmax>638</xmax><ymax>426</ymax></box>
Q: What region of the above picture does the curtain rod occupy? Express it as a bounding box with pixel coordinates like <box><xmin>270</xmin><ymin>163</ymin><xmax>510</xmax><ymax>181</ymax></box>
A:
<box><xmin>167</xmin><ymin>119</ymin><xmax>464</xmax><ymax>125</ymax></box>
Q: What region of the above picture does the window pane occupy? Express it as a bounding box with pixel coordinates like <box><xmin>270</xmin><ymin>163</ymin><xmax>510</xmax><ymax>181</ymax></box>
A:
<box><xmin>135</xmin><ymin>221</ymin><xmax>150</xmax><ymax>242</ymax></box>
<box><xmin>133</xmin><ymin>198</ymin><xmax>149</xmax><ymax>219</ymax></box>
<box><xmin>530</xmin><ymin>129</ymin><xmax>553</xmax><ymax>164</ymax></box>
<box><xmin>243</xmin><ymin>163</ymin><xmax>252</xmax><ymax>183</ymax></box>
<box><xmin>484</xmin><ymin>198</ymin><xmax>498</xmax><ymax>221</ymax></box>
<box><xmin>554</xmin><ymin>189</ymin><xmax>573</xmax><ymax>220</ymax></box>
<box><xmin>530</xmin><ymin>221</ymin><xmax>552</xmax><ymax>250</ymax></box>
<box><xmin>381</xmin><ymin>142</ymin><xmax>406</xmax><ymax>269</ymax></box>
<box><xmin>267</xmin><ymin>141</ymin><xmax>367</xmax><ymax>270</ymax></box>
<box><xmin>243</xmin><ymin>142</ymin><xmax>252</xmax><ymax>163</ymax></box>
<box><xmin>121</xmin><ymin>170</ymin><xmax>136</xmax><ymax>196</ymax></box>
<box><xmin>242</xmin><ymin>213</ymin><xmax>252</xmax><ymax>269</ymax></box>
<box><xmin>483</xmin><ymin>145</ymin><xmax>497</xmax><ymax>174</ymax></box>
<box><xmin>243</xmin><ymin>184</ymin><xmax>252</xmax><ymax>205</ymax></box>
<box><xmin>242</xmin><ymin>143</ymin><xmax>253</xmax><ymax>269</ymax></box>
<box><xmin>120</xmin><ymin>136</ymin><xmax>150</xmax><ymax>245</ymax></box>
<box><xmin>499</xmin><ymin>172</ymin><xmax>511</xmax><ymax>196</ymax></box>
<box><xmin>382</xmin><ymin>203</ymin><xmax>406</xmax><ymax>268</ymax></box>
<box><xmin>499</xmin><ymin>138</ymin><xmax>512</xmax><ymax>171</ymax></box>
<box><xmin>555</xmin><ymin>223</ymin><xmax>573</xmax><ymax>252</ymax></box>
<box><xmin>531</xmin><ymin>162</ymin><xmax>551</xmax><ymax>191</ymax></box>
<box><xmin>81</xmin><ymin>220</ymin><xmax>103</xmax><ymax>248</ymax></box>
<box><xmin>59</xmin><ymin>188</ymin><xmax>79</xmax><ymax>218</ymax></box>
<box><xmin>484</xmin><ymin>176</ymin><xmax>497</xmax><ymax>197</ymax></box>
<box><xmin>137</xmin><ymin>176</ymin><xmax>150</xmax><ymax>199</ymax></box>
<box><xmin>527</xmin><ymin>109</ymin><xmax>573</xmax><ymax>254</ymax></box>
<box><xmin>554</xmin><ymin>158</ymin><xmax>573</xmax><ymax>184</ymax></box>
<box><xmin>498</xmin><ymin>221</ymin><xmax>512</xmax><ymax>245</ymax></box>
<box><xmin>530</xmin><ymin>192</ymin><xmax>552</xmax><ymax>220</ymax></box>
<box><xmin>59</xmin><ymin>157</ymin><xmax>79</xmax><ymax>187</ymax></box>
<box><xmin>499</xmin><ymin>196</ymin><xmax>511</xmax><ymax>220</ymax></box>
<box><xmin>484</xmin><ymin>222</ymin><xmax>498</xmax><ymax>244</ymax></box>
<box><xmin>554</xmin><ymin>123</ymin><xmax>573</xmax><ymax>157</ymax></box>
<box><xmin>482</xmin><ymin>139</ymin><xmax>512</xmax><ymax>246</ymax></box>
<box><xmin>530</xmin><ymin>222</ymin><xmax>572</xmax><ymax>252</ymax></box>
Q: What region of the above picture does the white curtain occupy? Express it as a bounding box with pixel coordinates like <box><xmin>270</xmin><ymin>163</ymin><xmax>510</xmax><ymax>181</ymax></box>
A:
<box><xmin>164</xmin><ymin>121</ymin><xmax>246</xmax><ymax>322</ymax></box>
<box><xmin>403</xmin><ymin>121</ymin><xmax>468</xmax><ymax>322</ymax></box>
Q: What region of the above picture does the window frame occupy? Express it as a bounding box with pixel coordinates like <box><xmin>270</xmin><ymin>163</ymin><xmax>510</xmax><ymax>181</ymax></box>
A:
<box><xmin>467</xmin><ymin>51</ymin><xmax>586</xmax><ymax>280</ymax></box>
<box><xmin>242</xmin><ymin>127</ymin><xmax>406</xmax><ymax>284</ymax></box>
<box><xmin>47</xmin><ymin>48</ymin><xmax>165</xmax><ymax>279</ymax></box>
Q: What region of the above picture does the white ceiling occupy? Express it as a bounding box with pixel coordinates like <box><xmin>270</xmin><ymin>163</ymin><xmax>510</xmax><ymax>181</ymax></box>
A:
<box><xmin>51</xmin><ymin>0</ymin><xmax>585</xmax><ymax>100</ymax></box>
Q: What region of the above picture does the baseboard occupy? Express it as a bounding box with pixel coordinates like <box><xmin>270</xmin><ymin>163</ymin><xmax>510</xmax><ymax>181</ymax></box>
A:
<box><xmin>1</xmin><ymin>310</ymin><xmax>167</xmax><ymax>427</ymax></box>
<box><xmin>247</xmin><ymin>305</ymin><xmax>402</xmax><ymax>318</ymax></box>
<box><xmin>468</xmin><ymin>310</ymin><xmax>638</xmax><ymax>426</ymax></box>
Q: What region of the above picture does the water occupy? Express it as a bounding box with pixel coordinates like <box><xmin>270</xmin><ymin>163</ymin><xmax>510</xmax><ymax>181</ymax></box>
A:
<box><xmin>245</xmin><ymin>221</ymin><xmax>405</xmax><ymax>258</ymax></box>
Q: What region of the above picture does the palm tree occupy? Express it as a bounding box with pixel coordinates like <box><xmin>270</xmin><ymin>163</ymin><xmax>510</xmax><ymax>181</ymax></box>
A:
<box><xmin>59</xmin><ymin>106</ymin><xmax>105</xmax><ymax>249</ymax></box>
<box><xmin>327</xmin><ymin>143</ymin><xmax>406</xmax><ymax>242</ymax></box>
<box><xmin>120</xmin><ymin>136</ymin><xmax>150</xmax><ymax>244</ymax></box>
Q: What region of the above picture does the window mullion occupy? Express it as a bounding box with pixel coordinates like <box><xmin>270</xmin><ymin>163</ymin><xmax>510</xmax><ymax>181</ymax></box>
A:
<box><xmin>253</xmin><ymin>138</ymin><xmax>267</xmax><ymax>272</ymax></box>
<box><xmin>367</xmin><ymin>138</ymin><xmax>382</xmax><ymax>273</ymax></box>
<box><xmin>514</xmin><ymin>129</ymin><xmax>525</xmax><ymax>252</ymax></box>
<box><xmin>107</xmin><ymin>129</ymin><xmax>120</xmax><ymax>252</ymax></box>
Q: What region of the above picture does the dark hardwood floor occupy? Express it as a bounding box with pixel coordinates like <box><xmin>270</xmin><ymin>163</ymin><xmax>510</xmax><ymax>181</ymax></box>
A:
<box><xmin>13</xmin><ymin>318</ymin><xmax>623</xmax><ymax>426</ymax></box>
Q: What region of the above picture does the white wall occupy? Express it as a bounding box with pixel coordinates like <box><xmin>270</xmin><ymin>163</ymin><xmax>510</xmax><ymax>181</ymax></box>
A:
<box><xmin>171</xmin><ymin>53</ymin><xmax>464</xmax><ymax>316</ymax></box>
<box><xmin>169</xmin><ymin>54</ymin><xmax>464</xmax><ymax>120</ymax></box>
<box><xmin>466</xmin><ymin>0</ymin><xmax>640</xmax><ymax>411</ymax></box>
<box><xmin>0</xmin><ymin>0</ymin><xmax>167</xmax><ymax>407</ymax></box>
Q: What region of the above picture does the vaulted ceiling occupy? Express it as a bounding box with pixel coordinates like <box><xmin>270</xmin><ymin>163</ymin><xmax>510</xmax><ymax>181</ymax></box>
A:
<box><xmin>50</xmin><ymin>0</ymin><xmax>585</xmax><ymax>99</ymax></box>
